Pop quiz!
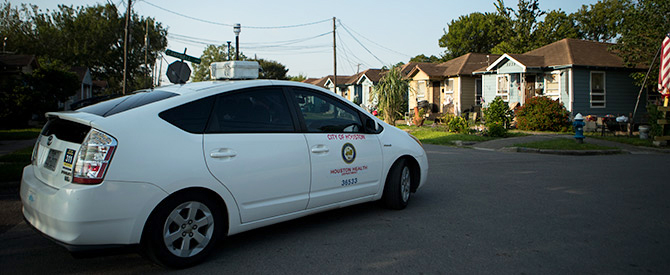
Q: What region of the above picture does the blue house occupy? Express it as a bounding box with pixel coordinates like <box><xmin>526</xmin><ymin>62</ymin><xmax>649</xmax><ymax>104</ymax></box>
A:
<box><xmin>475</xmin><ymin>39</ymin><xmax>651</xmax><ymax>120</ymax></box>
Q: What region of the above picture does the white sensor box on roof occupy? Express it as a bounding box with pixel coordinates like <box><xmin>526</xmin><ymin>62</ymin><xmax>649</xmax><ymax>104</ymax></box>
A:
<box><xmin>210</xmin><ymin>61</ymin><xmax>260</xmax><ymax>80</ymax></box>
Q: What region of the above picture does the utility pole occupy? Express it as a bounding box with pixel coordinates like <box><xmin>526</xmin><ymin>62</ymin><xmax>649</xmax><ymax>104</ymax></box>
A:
<box><xmin>122</xmin><ymin>0</ymin><xmax>131</xmax><ymax>95</ymax></box>
<box><xmin>333</xmin><ymin>17</ymin><xmax>337</xmax><ymax>94</ymax></box>
<box><xmin>157</xmin><ymin>55</ymin><xmax>163</xmax><ymax>87</ymax></box>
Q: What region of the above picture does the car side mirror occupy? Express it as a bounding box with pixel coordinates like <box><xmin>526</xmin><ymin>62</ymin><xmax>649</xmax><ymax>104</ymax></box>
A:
<box><xmin>365</xmin><ymin>117</ymin><xmax>379</xmax><ymax>133</ymax></box>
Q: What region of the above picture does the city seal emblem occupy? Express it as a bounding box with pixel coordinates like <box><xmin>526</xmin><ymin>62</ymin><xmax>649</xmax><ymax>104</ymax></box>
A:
<box><xmin>341</xmin><ymin>143</ymin><xmax>356</xmax><ymax>164</ymax></box>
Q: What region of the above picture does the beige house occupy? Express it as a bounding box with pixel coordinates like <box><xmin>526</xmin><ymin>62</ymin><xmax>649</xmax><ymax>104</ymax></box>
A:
<box><xmin>405</xmin><ymin>53</ymin><xmax>500</xmax><ymax>117</ymax></box>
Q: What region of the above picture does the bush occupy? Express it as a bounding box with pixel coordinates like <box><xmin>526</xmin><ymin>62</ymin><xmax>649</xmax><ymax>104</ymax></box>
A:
<box><xmin>486</xmin><ymin>121</ymin><xmax>507</xmax><ymax>137</ymax></box>
<box><xmin>515</xmin><ymin>97</ymin><xmax>570</xmax><ymax>132</ymax></box>
<box><xmin>483</xmin><ymin>97</ymin><xmax>513</xmax><ymax>128</ymax></box>
<box><xmin>646</xmin><ymin>103</ymin><xmax>663</xmax><ymax>137</ymax></box>
<box><xmin>447</xmin><ymin>115</ymin><xmax>469</xmax><ymax>133</ymax></box>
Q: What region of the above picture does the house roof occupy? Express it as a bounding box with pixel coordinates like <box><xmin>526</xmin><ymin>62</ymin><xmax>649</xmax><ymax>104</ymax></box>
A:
<box><xmin>407</xmin><ymin>53</ymin><xmax>502</xmax><ymax>79</ymax></box>
<box><xmin>0</xmin><ymin>54</ymin><xmax>39</xmax><ymax>70</ymax></box>
<box><xmin>353</xmin><ymin>68</ymin><xmax>385</xmax><ymax>84</ymax></box>
<box><xmin>70</xmin><ymin>66</ymin><xmax>89</xmax><ymax>82</ymax></box>
<box><xmin>481</xmin><ymin>38</ymin><xmax>638</xmax><ymax>72</ymax></box>
<box><xmin>441</xmin><ymin>53</ymin><xmax>501</xmax><ymax>76</ymax></box>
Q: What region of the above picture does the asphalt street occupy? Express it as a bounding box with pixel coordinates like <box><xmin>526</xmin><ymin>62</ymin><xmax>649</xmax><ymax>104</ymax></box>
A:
<box><xmin>1</xmin><ymin>144</ymin><xmax>669</xmax><ymax>274</ymax></box>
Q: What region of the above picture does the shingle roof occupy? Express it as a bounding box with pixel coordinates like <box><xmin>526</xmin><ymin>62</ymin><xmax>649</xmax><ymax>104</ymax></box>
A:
<box><xmin>0</xmin><ymin>54</ymin><xmax>39</xmax><ymax>69</ymax></box>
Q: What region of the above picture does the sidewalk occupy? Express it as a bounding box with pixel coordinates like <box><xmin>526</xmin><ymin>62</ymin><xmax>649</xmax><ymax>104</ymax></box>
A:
<box><xmin>473</xmin><ymin>134</ymin><xmax>670</xmax><ymax>155</ymax></box>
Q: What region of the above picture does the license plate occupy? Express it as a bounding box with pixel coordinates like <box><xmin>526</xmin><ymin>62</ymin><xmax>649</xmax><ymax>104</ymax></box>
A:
<box><xmin>44</xmin><ymin>149</ymin><xmax>61</xmax><ymax>171</ymax></box>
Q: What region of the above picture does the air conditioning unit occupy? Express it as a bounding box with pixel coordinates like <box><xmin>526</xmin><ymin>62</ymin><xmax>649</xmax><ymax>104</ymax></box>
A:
<box><xmin>210</xmin><ymin>61</ymin><xmax>259</xmax><ymax>80</ymax></box>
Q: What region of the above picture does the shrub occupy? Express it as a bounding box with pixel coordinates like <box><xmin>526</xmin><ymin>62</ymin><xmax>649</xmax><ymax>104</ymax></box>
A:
<box><xmin>486</xmin><ymin>121</ymin><xmax>507</xmax><ymax>137</ymax></box>
<box><xmin>646</xmin><ymin>103</ymin><xmax>663</xmax><ymax>137</ymax></box>
<box><xmin>447</xmin><ymin>115</ymin><xmax>469</xmax><ymax>133</ymax></box>
<box><xmin>515</xmin><ymin>97</ymin><xmax>570</xmax><ymax>132</ymax></box>
<box><xmin>483</xmin><ymin>97</ymin><xmax>513</xmax><ymax>128</ymax></box>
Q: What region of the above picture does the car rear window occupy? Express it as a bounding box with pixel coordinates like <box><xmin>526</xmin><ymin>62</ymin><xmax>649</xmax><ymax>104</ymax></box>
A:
<box><xmin>77</xmin><ymin>90</ymin><xmax>178</xmax><ymax>117</ymax></box>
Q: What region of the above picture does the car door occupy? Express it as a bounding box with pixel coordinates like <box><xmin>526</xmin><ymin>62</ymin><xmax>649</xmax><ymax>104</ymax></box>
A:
<box><xmin>203</xmin><ymin>87</ymin><xmax>311</xmax><ymax>223</ymax></box>
<box><xmin>290</xmin><ymin>88</ymin><xmax>383</xmax><ymax>209</ymax></box>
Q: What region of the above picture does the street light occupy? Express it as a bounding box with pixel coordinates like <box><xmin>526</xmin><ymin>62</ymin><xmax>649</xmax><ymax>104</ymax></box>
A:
<box><xmin>233</xmin><ymin>23</ymin><xmax>241</xmax><ymax>61</ymax></box>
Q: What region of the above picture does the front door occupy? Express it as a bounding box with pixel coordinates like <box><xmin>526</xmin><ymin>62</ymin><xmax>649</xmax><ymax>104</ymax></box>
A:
<box><xmin>291</xmin><ymin>88</ymin><xmax>383</xmax><ymax>209</ymax></box>
<box><xmin>524</xmin><ymin>75</ymin><xmax>535</xmax><ymax>104</ymax></box>
<box><xmin>432</xmin><ymin>81</ymin><xmax>441</xmax><ymax>113</ymax></box>
<box><xmin>203</xmin><ymin>87</ymin><xmax>311</xmax><ymax>223</ymax></box>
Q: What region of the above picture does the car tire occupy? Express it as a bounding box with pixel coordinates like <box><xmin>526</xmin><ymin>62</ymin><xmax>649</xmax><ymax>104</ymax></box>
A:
<box><xmin>142</xmin><ymin>192</ymin><xmax>224</xmax><ymax>268</ymax></box>
<box><xmin>381</xmin><ymin>159</ymin><xmax>411</xmax><ymax>210</ymax></box>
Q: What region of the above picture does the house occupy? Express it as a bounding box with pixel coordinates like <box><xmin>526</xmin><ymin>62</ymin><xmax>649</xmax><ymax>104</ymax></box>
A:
<box><xmin>475</xmin><ymin>38</ymin><xmax>650</xmax><ymax>120</ymax></box>
<box><xmin>0</xmin><ymin>54</ymin><xmax>39</xmax><ymax>76</ymax></box>
<box><xmin>304</xmin><ymin>69</ymin><xmax>385</xmax><ymax>110</ymax></box>
<box><xmin>405</xmin><ymin>54</ymin><xmax>500</xmax><ymax>117</ymax></box>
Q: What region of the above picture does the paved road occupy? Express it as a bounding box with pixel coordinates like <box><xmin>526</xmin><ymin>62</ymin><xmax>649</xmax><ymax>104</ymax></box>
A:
<box><xmin>1</xmin><ymin>144</ymin><xmax>669</xmax><ymax>273</ymax></box>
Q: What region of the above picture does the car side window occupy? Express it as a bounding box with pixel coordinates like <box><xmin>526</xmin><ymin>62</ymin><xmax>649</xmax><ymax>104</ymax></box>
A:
<box><xmin>206</xmin><ymin>88</ymin><xmax>295</xmax><ymax>133</ymax></box>
<box><xmin>159</xmin><ymin>96</ymin><xmax>215</xmax><ymax>134</ymax></box>
<box><xmin>293</xmin><ymin>88</ymin><xmax>363</xmax><ymax>133</ymax></box>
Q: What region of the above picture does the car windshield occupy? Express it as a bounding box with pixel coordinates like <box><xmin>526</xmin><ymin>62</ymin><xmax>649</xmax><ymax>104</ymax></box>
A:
<box><xmin>78</xmin><ymin>90</ymin><xmax>178</xmax><ymax>117</ymax></box>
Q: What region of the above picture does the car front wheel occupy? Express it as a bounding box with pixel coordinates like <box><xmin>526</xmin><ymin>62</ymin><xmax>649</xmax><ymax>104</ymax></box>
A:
<box><xmin>382</xmin><ymin>159</ymin><xmax>412</xmax><ymax>210</ymax></box>
<box><xmin>142</xmin><ymin>192</ymin><xmax>224</xmax><ymax>268</ymax></box>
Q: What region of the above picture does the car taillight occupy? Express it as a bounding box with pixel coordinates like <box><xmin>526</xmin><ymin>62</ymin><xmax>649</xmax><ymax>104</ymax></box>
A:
<box><xmin>72</xmin><ymin>129</ymin><xmax>117</xmax><ymax>184</ymax></box>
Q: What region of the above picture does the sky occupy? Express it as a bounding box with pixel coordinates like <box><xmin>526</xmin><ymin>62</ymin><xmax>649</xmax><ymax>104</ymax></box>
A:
<box><xmin>14</xmin><ymin>0</ymin><xmax>599</xmax><ymax>83</ymax></box>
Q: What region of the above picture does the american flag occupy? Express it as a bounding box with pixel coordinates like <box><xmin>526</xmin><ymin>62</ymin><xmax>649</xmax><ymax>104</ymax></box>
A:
<box><xmin>660</xmin><ymin>32</ymin><xmax>670</xmax><ymax>97</ymax></box>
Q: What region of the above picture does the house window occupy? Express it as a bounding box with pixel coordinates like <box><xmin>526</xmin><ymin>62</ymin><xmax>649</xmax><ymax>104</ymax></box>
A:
<box><xmin>475</xmin><ymin>79</ymin><xmax>482</xmax><ymax>105</ymax></box>
<box><xmin>590</xmin><ymin>71</ymin><xmax>606</xmax><ymax>108</ymax></box>
<box><xmin>496</xmin><ymin>75</ymin><xmax>509</xmax><ymax>101</ymax></box>
<box><xmin>417</xmin><ymin>80</ymin><xmax>426</xmax><ymax>98</ymax></box>
<box><xmin>544</xmin><ymin>72</ymin><xmax>560</xmax><ymax>100</ymax></box>
<box><xmin>445</xmin><ymin>79</ymin><xmax>454</xmax><ymax>94</ymax></box>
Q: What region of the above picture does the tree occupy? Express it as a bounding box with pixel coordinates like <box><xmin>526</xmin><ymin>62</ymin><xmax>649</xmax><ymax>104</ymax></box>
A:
<box><xmin>572</xmin><ymin>0</ymin><xmax>630</xmax><ymax>42</ymax></box>
<box><xmin>0</xmin><ymin>3</ymin><xmax>168</xmax><ymax>94</ymax></box>
<box><xmin>289</xmin><ymin>74</ymin><xmax>307</xmax><ymax>82</ymax></box>
<box><xmin>255</xmin><ymin>59</ymin><xmax>289</xmax><ymax>80</ymax></box>
<box><xmin>371</xmin><ymin>67</ymin><xmax>408</xmax><ymax>125</ymax></box>
<box><xmin>409</xmin><ymin>54</ymin><xmax>442</xmax><ymax>63</ymax></box>
<box><xmin>491</xmin><ymin>0</ymin><xmax>545</xmax><ymax>54</ymax></box>
<box><xmin>612</xmin><ymin>0</ymin><xmax>670</xmax><ymax>89</ymax></box>
<box><xmin>191</xmin><ymin>44</ymin><xmax>241</xmax><ymax>82</ymax></box>
<box><xmin>534</xmin><ymin>10</ymin><xmax>580</xmax><ymax>46</ymax></box>
<box><xmin>0</xmin><ymin>62</ymin><xmax>79</xmax><ymax>128</ymax></box>
<box><xmin>438</xmin><ymin>12</ymin><xmax>510</xmax><ymax>59</ymax></box>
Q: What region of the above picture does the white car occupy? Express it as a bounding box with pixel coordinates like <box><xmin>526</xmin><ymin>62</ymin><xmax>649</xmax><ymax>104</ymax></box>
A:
<box><xmin>20</xmin><ymin>74</ymin><xmax>428</xmax><ymax>268</ymax></box>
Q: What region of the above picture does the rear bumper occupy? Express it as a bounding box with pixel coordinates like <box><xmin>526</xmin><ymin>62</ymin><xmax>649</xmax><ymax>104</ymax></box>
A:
<box><xmin>20</xmin><ymin>165</ymin><xmax>168</xmax><ymax>247</ymax></box>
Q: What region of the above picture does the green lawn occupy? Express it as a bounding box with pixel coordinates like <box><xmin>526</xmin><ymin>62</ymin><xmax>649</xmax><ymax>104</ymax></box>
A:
<box><xmin>0</xmin><ymin>146</ymin><xmax>33</xmax><ymax>182</ymax></box>
<box><xmin>585</xmin><ymin>133</ymin><xmax>656</xmax><ymax>147</ymax></box>
<box><xmin>0</xmin><ymin>128</ymin><xmax>41</xmax><ymax>141</ymax></box>
<box><xmin>513</xmin><ymin>138</ymin><xmax>617</xmax><ymax>150</ymax></box>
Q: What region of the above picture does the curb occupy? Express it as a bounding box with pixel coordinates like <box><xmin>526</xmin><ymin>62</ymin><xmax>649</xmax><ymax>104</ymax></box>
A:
<box><xmin>498</xmin><ymin>146</ymin><xmax>626</xmax><ymax>155</ymax></box>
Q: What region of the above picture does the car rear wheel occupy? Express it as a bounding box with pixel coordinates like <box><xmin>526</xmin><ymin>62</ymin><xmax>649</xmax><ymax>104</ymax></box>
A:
<box><xmin>142</xmin><ymin>192</ymin><xmax>224</xmax><ymax>268</ymax></box>
<box><xmin>382</xmin><ymin>159</ymin><xmax>411</xmax><ymax>210</ymax></box>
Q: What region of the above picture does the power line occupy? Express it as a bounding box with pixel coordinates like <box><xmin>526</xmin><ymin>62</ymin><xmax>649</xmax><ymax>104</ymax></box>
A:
<box><xmin>339</xmin><ymin>21</ymin><xmax>411</xmax><ymax>58</ymax></box>
<box><xmin>142</xmin><ymin>0</ymin><xmax>330</xmax><ymax>29</ymax></box>
<box><xmin>337</xmin><ymin>21</ymin><xmax>385</xmax><ymax>66</ymax></box>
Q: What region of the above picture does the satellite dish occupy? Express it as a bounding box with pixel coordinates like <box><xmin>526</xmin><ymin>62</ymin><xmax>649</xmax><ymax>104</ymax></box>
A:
<box><xmin>167</xmin><ymin>61</ymin><xmax>191</xmax><ymax>84</ymax></box>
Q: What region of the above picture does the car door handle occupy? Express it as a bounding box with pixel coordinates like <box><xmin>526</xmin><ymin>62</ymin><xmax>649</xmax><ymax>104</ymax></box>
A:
<box><xmin>210</xmin><ymin>149</ymin><xmax>237</xmax><ymax>159</ymax></box>
<box><xmin>311</xmin><ymin>145</ymin><xmax>329</xmax><ymax>154</ymax></box>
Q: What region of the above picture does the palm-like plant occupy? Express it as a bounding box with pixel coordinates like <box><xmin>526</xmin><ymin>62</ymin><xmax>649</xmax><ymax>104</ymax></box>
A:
<box><xmin>372</xmin><ymin>67</ymin><xmax>409</xmax><ymax>125</ymax></box>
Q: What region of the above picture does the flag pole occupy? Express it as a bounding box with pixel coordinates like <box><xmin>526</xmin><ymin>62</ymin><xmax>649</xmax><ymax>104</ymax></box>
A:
<box><xmin>630</xmin><ymin>40</ymin><xmax>663</xmax><ymax>135</ymax></box>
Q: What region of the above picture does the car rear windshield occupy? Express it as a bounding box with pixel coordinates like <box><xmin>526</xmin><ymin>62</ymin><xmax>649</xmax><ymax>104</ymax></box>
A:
<box><xmin>77</xmin><ymin>90</ymin><xmax>178</xmax><ymax>117</ymax></box>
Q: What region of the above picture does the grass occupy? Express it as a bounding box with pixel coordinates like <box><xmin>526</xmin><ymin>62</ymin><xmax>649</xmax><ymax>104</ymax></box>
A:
<box><xmin>0</xmin><ymin>128</ymin><xmax>41</xmax><ymax>141</ymax></box>
<box><xmin>0</xmin><ymin>146</ymin><xmax>33</xmax><ymax>182</ymax></box>
<box><xmin>513</xmin><ymin>138</ymin><xmax>617</xmax><ymax>150</ymax></box>
<box><xmin>396</xmin><ymin>122</ymin><xmax>530</xmax><ymax>146</ymax></box>
<box><xmin>585</xmin><ymin>132</ymin><xmax>656</xmax><ymax>147</ymax></box>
